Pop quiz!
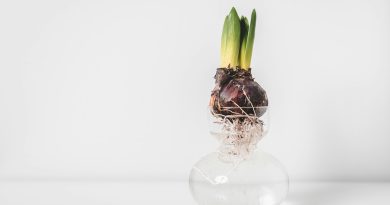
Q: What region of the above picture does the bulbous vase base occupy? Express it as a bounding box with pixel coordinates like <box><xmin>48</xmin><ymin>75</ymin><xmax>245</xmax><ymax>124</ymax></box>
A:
<box><xmin>189</xmin><ymin>150</ymin><xmax>289</xmax><ymax>205</ymax></box>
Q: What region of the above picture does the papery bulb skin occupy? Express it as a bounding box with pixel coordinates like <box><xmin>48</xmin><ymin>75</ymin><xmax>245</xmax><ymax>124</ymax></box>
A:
<box><xmin>210</xmin><ymin>68</ymin><xmax>268</xmax><ymax>118</ymax></box>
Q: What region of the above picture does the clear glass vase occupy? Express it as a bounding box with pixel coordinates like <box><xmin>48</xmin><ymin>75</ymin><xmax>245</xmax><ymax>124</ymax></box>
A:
<box><xmin>189</xmin><ymin>106</ymin><xmax>289</xmax><ymax>205</ymax></box>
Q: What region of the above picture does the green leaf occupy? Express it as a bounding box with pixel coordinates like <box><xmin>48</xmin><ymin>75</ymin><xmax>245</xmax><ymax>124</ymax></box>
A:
<box><xmin>220</xmin><ymin>7</ymin><xmax>241</xmax><ymax>68</ymax></box>
<box><xmin>241</xmin><ymin>9</ymin><xmax>256</xmax><ymax>69</ymax></box>
<box><xmin>220</xmin><ymin>15</ymin><xmax>229</xmax><ymax>62</ymax></box>
<box><xmin>239</xmin><ymin>16</ymin><xmax>249</xmax><ymax>69</ymax></box>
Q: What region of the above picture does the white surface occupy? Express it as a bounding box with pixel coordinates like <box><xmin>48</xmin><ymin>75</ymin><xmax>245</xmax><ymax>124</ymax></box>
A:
<box><xmin>0</xmin><ymin>180</ymin><xmax>389</xmax><ymax>205</ymax></box>
<box><xmin>0</xmin><ymin>0</ymin><xmax>390</xmax><ymax>181</ymax></box>
<box><xmin>286</xmin><ymin>182</ymin><xmax>390</xmax><ymax>205</ymax></box>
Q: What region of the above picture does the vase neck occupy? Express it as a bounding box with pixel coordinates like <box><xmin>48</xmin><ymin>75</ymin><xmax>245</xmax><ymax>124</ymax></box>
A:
<box><xmin>213</xmin><ymin>116</ymin><xmax>266</xmax><ymax>163</ymax></box>
<box><xmin>217</xmin><ymin>137</ymin><xmax>260</xmax><ymax>163</ymax></box>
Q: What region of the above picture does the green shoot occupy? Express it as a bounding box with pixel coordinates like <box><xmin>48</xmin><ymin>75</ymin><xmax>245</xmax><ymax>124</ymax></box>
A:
<box><xmin>220</xmin><ymin>8</ymin><xmax>257</xmax><ymax>70</ymax></box>
<box><xmin>240</xmin><ymin>9</ymin><xmax>256</xmax><ymax>70</ymax></box>
<box><xmin>239</xmin><ymin>16</ymin><xmax>249</xmax><ymax>69</ymax></box>
<box><xmin>220</xmin><ymin>7</ymin><xmax>241</xmax><ymax>68</ymax></box>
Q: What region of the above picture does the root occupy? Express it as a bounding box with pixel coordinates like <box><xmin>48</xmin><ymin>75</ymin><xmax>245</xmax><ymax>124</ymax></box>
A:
<box><xmin>242</xmin><ymin>86</ymin><xmax>257</xmax><ymax>118</ymax></box>
<box><xmin>210</xmin><ymin>107</ymin><xmax>265</xmax><ymax>163</ymax></box>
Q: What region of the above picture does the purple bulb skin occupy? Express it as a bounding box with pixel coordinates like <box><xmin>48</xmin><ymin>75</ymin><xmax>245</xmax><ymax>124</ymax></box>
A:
<box><xmin>210</xmin><ymin>68</ymin><xmax>268</xmax><ymax>118</ymax></box>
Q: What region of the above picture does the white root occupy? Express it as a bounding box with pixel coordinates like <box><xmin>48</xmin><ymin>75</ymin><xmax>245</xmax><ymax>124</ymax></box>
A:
<box><xmin>210</xmin><ymin>108</ymin><xmax>265</xmax><ymax>163</ymax></box>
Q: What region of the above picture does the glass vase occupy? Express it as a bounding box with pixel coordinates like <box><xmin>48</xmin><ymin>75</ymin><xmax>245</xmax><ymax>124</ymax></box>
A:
<box><xmin>189</xmin><ymin>106</ymin><xmax>289</xmax><ymax>205</ymax></box>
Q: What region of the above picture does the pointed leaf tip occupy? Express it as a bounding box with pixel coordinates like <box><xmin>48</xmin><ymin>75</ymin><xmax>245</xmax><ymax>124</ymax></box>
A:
<box><xmin>230</xmin><ymin>7</ymin><xmax>237</xmax><ymax>13</ymax></box>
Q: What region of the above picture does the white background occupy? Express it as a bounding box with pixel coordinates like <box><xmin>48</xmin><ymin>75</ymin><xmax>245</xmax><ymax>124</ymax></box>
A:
<box><xmin>0</xmin><ymin>0</ymin><xmax>389</xmax><ymax>182</ymax></box>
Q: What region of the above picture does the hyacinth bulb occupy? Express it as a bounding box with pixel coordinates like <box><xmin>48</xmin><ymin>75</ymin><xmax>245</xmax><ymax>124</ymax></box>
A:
<box><xmin>210</xmin><ymin>68</ymin><xmax>268</xmax><ymax>118</ymax></box>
